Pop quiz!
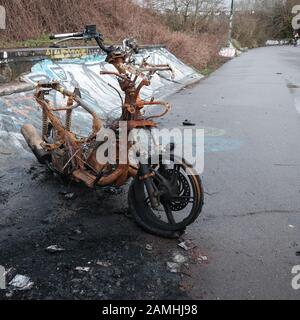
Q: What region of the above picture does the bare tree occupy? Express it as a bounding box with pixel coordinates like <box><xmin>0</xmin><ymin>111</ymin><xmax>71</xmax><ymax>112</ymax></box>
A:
<box><xmin>140</xmin><ymin>0</ymin><xmax>226</xmax><ymax>32</ymax></box>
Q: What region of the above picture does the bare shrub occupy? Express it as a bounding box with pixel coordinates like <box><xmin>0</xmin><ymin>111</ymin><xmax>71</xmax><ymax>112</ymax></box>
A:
<box><xmin>0</xmin><ymin>0</ymin><xmax>225</xmax><ymax>70</ymax></box>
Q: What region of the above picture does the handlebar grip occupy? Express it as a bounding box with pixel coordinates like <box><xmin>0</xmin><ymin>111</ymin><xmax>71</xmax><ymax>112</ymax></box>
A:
<box><xmin>49</xmin><ymin>32</ymin><xmax>84</xmax><ymax>40</ymax></box>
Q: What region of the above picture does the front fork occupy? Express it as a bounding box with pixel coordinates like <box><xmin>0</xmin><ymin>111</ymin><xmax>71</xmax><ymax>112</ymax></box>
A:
<box><xmin>133</xmin><ymin>128</ymin><xmax>174</xmax><ymax>209</ymax></box>
<box><xmin>139</xmin><ymin>163</ymin><xmax>160</xmax><ymax>209</ymax></box>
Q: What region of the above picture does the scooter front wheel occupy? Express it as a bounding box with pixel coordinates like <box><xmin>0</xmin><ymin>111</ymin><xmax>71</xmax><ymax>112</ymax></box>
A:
<box><xmin>128</xmin><ymin>157</ymin><xmax>204</xmax><ymax>238</ymax></box>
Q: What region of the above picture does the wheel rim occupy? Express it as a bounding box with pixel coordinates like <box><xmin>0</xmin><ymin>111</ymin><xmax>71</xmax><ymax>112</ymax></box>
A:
<box><xmin>131</xmin><ymin>159</ymin><xmax>203</xmax><ymax>231</ymax></box>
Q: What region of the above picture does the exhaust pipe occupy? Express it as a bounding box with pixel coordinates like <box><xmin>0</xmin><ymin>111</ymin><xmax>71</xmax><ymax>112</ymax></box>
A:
<box><xmin>21</xmin><ymin>124</ymin><xmax>50</xmax><ymax>164</ymax></box>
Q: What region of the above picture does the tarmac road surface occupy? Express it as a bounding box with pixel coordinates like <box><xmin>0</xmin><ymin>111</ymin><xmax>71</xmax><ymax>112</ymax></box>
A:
<box><xmin>0</xmin><ymin>45</ymin><xmax>299</xmax><ymax>300</ymax></box>
<box><xmin>164</xmin><ymin>45</ymin><xmax>300</xmax><ymax>300</ymax></box>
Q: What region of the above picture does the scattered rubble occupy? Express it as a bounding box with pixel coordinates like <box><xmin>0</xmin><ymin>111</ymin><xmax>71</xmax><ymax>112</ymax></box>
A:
<box><xmin>145</xmin><ymin>244</ymin><xmax>153</xmax><ymax>251</ymax></box>
<box><xmin>178</xmin><ymin>240</ymin><xmax>196</xmax><ymax>251</ymax></box>
<box><xmin>179</xmin><ymin>237</ymin><xmax>209</xmax><ymax>265</ymax></box>
<box><xmin>58</xmin><ymin>191</ymin><xmax>76</xmax><ymax>200</ymax></box>
<box><xmin>96</xmin><ymin>261</ymin><xmax>112</xmax><ymax>268</ymax></box>
<box><xmin>173</xmin><ymin>253</ymin><xmax>187</xmax><ymax>264</ymax></box>
<box><xmin>167</xmin><ymin>252</ymin><xmax>188</xmax><ymax>273</ymax></box>
<box><xmin>166</xmin><ymin>262</ymin><xmax>180</xmax><ymax>273</ymax></box>
<box><xmin>9</xmin><ymin>275</ymin><xmax>34</xmax><ymax>291</ymax></box>
<box><xmin>188</xmin><ymin>247</ymin><xmax>209</xmax><ymax>264</ymax></box>
<box><xmin>167</xmin><ymin>239</ymin><xmax>209</xmax><ymax>274</ymax></box>
<box><xmin>5</xmin><ymin>291</ymin><xmax>14</xmax><ymax>298</ymax></box>
<box><xmin>45</xmin><ymin>245</ymin><xmax>65</xmax><ymax>253</ymax></box>
<box><xmin>0</xmin><ymin>162</ymin><xmax>188</xmax><ymax>300</ymax></box>
<box><xmin>75</xmin><ymin>267</ymin><xmax>90</xmax><ymax>273</ymax></box>
<box><xmin>64</xmin><ymin>193</ymin><xmax>76</xmax><ymax>200</ymax></box>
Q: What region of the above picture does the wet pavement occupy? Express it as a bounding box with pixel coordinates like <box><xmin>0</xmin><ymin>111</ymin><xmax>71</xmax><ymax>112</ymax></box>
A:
<box><xmin>164</xmin><ymin>46</ymin><xmax>300</xmax><ymax>300</ymax></box>
<box><xmin>1</xmin><ymin>46</ymin><xmax>300</xmax><ymax>300</ymax></box>
<box><xmin>0</xmin><ymin>158</ymin><xmax>190</xmax><ymax>299</ymax></box>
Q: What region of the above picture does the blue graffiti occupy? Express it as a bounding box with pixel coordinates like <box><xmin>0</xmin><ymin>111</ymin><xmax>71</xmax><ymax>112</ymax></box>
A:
<box><xmin>205</xmin><ymin>137</ymin><xmax>243</xmax><ymax>153</ymax></box>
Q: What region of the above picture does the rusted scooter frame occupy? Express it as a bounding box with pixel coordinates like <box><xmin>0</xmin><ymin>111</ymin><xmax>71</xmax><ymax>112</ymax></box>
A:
<box><xmin>30</xmin><ymin>46</ymin><xmax>173</xmax><ymax>190</ymax></box>
<box><xmin>100</xmin><ymin>63</ymin><xmax>172</xmax><ymax>124</ymax></box>
<box><xmin>32</xmin><ymin>82</ymin><xmax>132</xmax><ymax>188</ymax></box>
<box><xmin>21</xmin><ymin>25</ymin><xmax>204</xmax><ymax>238</ymax></box>
<box><xmin>100</xmin><ymin>50</ymin><xmax>174</xmax><ymax>207</ymax></box>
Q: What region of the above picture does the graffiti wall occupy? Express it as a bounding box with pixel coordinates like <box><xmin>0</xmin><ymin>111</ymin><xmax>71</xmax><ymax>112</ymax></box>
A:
<box><xmin>0</xmin><ymin>47</ymin><xmax>202</xmax><ymax>157</ymax></box>
<box><xmin>22</xmin><ymin>47</ymin><xmax>201</xmax><ymax>119</ymax></box>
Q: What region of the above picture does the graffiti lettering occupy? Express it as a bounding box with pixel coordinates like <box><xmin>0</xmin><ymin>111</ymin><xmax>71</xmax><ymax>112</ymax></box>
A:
<box><xmin>45</xmin><ymin>48</ymin><xmax>89</xmax><ymax>60</ymax></box>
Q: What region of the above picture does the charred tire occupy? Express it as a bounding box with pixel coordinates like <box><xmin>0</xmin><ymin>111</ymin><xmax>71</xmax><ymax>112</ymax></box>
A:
<box><xmin>128</xmin><ymin>157</ymin><xmax>204</xmax><ymax>238</ymax></box>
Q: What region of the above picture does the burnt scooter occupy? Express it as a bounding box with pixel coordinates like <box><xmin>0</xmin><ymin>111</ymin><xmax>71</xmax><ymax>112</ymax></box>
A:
<box><xmin>21</xmin><ymin>25</ymin><xmax>204</xmax><ymax>238</ymax></box>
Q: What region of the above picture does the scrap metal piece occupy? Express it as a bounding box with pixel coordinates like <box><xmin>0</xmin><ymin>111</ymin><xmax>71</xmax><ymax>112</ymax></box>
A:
<box><xmin>9</xmin><ymin>275</ymin><xmax>34</xmax><ymax>291</ymax></box>
<box><xmin>46</xmin><ymin>245</ymin><xmax>65</xmax><ymax>253</ymax></box>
